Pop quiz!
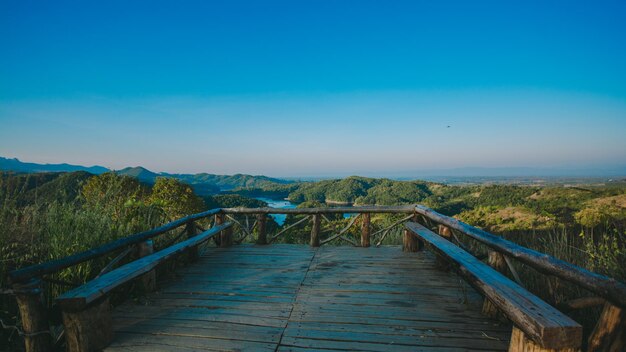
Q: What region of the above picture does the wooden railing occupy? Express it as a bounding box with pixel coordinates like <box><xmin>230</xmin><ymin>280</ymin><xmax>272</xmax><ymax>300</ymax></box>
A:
<box><xmin>6</xmin><ymin>205</ymin><xmax>626</xmax><ymax>352</ymax></box>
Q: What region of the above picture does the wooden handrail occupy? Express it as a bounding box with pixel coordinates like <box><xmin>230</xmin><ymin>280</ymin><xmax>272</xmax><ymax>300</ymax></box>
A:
<box><xmin>221</xmin><ymin>205</ymin><xmax>415</xmax><ymax>214</ymax></box>
<box><xmin>56</xmin><ymin>222</ymin><xmax>232</xmax><ymax>311</ymax></box>
<box><xmin>9</xmin><ymin>208</ymin><xmax>222</xmax><ymax>283</ymax></box>
<box><xmin>414</xmin><ymin>204</ymin><xmax>626</xmax><ymax>309</ymax></box>
<box><xmin>405</xmin><ymin>222</ymin><xmax>582</xmax><ymax>349</ymax></box>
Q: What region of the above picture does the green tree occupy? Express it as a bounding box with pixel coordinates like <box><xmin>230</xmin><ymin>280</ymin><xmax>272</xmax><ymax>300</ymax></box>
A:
<box><xmin>148</xmin><ymin>177</ymin><xmax>205</xmax><ymax>220</ymax></box>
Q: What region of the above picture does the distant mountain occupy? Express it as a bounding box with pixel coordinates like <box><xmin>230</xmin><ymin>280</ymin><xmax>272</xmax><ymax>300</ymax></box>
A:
<box><xmin>1</xmin><ymin>158</ymin><xmax>292</xmax><ymax>195</ymax></box>
<box><xmin>116</xmin><ymin>166</ymin><xmax>160</xmax><ymax>183</ymax></box>
<box><xmin>169</xmin><ymin>173</ymin><xmax>292</xmax><ymax>190</ymax></box>
<box><xmin>0</xmin><ymin>156</ymin><xmax>109</xmax><ymax>174</ymax></box>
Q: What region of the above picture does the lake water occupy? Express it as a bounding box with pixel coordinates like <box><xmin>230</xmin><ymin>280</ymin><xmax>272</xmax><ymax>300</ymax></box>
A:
<box><xmin>254</xmin><ymin>197</ymin><xmax>296</xmax><ymax>225</ymax></box>
<box><xmin>254</xmin><ymin>197</ymin><xmax>353</xmax><ymax>225</ymax></box>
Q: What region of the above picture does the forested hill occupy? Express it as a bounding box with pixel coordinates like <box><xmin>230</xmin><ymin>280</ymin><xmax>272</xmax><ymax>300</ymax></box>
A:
<box><xmin>0</xmin><ymin>156</ymin><xmax>108</xmax><ymax>174</ymax></box>
<box><xmin>115</xmin><ymin>166</ymin><xmax>292</xmax><ymax>194</ymax></box>
<box><xmin>0</xmin><ymin>158</ymin><xmax>293</xmax><ymax>196</ymax></box>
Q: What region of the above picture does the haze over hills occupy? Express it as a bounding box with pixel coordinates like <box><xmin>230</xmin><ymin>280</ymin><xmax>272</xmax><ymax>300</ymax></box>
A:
<box><xmin>0</xmin><ymin>157</ymin><xmax>293</xmax><ymax>196</ymax></box>
<box><xmin>0</xmin><ymin>156</ymin><xmax>109</xmax><ymax>175</ymax></box>
<box><xmin>2</xmin><ymin>156</ymin><xmax>624</xmax><ymax>188</ymax></box>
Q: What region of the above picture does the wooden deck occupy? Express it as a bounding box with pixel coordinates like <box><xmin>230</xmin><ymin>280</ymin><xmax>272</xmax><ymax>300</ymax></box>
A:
<box><xmin>105</xmin><ymin>244</ymin><xmax>511</xmax><ymax>351</ymax></box>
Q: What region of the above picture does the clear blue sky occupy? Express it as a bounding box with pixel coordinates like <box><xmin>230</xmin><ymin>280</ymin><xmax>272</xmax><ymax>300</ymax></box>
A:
<box><xmin>1</xmin><ymin>0</ymin><xmax>625</xmax><ymax>177</ymax></box>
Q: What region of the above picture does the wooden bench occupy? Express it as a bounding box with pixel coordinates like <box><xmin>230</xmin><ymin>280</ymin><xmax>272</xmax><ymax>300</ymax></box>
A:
<box><xmin>405</xmin><ymin>222</ymin><xmax>582</xmax><ymax>351</ymax></box>
<box><xmin>56</xmin><ymin>222</ymin><xmax>232</xmax><ymax>352</ymax></box>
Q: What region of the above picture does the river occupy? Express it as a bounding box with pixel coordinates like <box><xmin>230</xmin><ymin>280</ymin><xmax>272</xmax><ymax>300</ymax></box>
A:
<box><xmin>254</xmin><ymin>197</ymin><xmax>353</xmax><ymax>226</ymax></box>
<box><xmin>254</xmin><ymin>197</ymin><xmax>296</xmax><ymax>225</ymax></box>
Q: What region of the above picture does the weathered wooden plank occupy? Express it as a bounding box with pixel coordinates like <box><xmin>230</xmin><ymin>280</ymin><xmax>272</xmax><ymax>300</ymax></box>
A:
<box><xmin>9</xmin><ymin>208</ymin><xmax>222</xmax><ymax>283</ymax></box>
<box><xmin>103</xmin><ymin>244</ymin><xmax>512</xmax><ymax>351</ymax></box>
<box><xmin>113</xmin><ymin>319</ymin><xmax>283</xmax><ymax>343</ymax></box>
<box><xmin>283</xmin><ymin>327</ymin><xmax>509</xmax><ymax>350</ymax></box>
<box><xmin>105</xmin><ymin>332</ymin><xmax>276</xmax><ymax>351</ymax></box>
<box><xmin>415</xmin><ymin>204</ymin><xmax>626</xmax><ymax>309</ymax></box>
<box><xmin>405</xmin><ymin>222</ymin><xmax>581</xmax><ymax>349</ymax></box>
<box><xmin>57</xmin><ymin>223</ymin><xmax>232</xmax><ymax>310</ymax></box>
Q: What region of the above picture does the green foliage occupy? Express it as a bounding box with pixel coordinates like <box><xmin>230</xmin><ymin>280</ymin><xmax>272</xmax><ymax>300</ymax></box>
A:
<box><xmin>287</xmin><ymin>176</ymin><xmax>436</xmax><ymax>205</ymax></box>
<box><xmin>148</xmin><ymin>177</ymin><xmax>205</xmax><ymax>220</ymax></box>
<box><xmin>203</xmin><ymin>194</ymin><xmax>267</xmax><ymax>209</ymax></box>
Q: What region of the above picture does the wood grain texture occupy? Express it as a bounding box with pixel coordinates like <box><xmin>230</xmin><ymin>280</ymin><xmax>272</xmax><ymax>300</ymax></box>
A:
<box><xmin>310</xmin><ymin>215</ymin><xmax>321</xmax><ymax>247</ymax></box>
<box><xmin>9</xmin><ymin>208</ymin><xmax>222</xmax><ymax>283</ymax></box>
<box><xmin>56</xmin><ymin>223</ymin><xmax>232</xmax><ymax>311</ymax></box>
<box><xmin>361</xmin><ymin>213</ymin><xmax>371</xmax><ymax>247</ymax></box>
<box><xmin>414</xmin><ymin>204</ymin><xmax>626</xmax><ymax>309</ymax></box>
<box><xmin>588</xmin><ymin>303</ymin><xmax>626</xmax><ymax>352</ymax></box>
<box><xmin>104</xmin><ymin>244</ymin><xmax>511</xmax><ymax>351</ymax></box>
<box><xmin>14</xmin><ymin>280</ymin><xmax>51</xmax><ymax>352</ymax></box>
<box><xmin>405</xmin><ymin>222</ymin><xmax>581</xmax><ymax>350</ymax></box>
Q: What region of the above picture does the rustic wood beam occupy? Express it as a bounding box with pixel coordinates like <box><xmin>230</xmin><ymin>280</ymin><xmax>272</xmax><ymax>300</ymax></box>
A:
<box><xmin>185</xmin><ymin>221</ymin><xmax>199</xmax><ymax>262</ymax></box>
<box><xmin>402</xmin><ymin>215</ymin><xmax>422</xmax><ymax>252</ymax></box>
<box><xmin>13</xmin><ymin>279</ymin><xmax>51</xmax><ymax>352</ymax></box>
<box><xmin>509</xmin><ymin>326</ymin><xmax>577</xmax><ymax>352</ymax></box>
<box><xmin>588</xmin><ymin>303</ymin><xmax>626</xmax><ymax>352</ymax></box>
<box><xmin>482</xmin><ymin>251</ymin><xmax>508</xmax><ymax>322</ymax></box>
<box><xmin>361</xmin><ymin>213</ymin><xmax>371</xmax><ymax>247</ymax></box>
<box><xmin>62</xmin><ymin>297</ymin><xmax>112</xmax><ymax>352</ymax></box>
<box><xmin>222</xmin><ymin>205</ymin><xmax>415</xmax><ymax>215</ymax></box>
<box><xmin>9</xmin><ymin>208</ymin><xmax>222</xmax><ymax>283</ymax></box>
<box><xmin>269</xmin><ymin>216</ymin><xmax>310</xmax><ymax>243</ymax></box>
<box><xmin>256</xmin><ymin>214</ymin><xmax>267</xmax><ymax>245</ymax></box>
<box><xmin>137</xmin><ymin>240</ymin><xmax>156</xmax><ymax>293</ymax></box>
<box><xmin>310</xmin><ymin>214</ymin><xmax>321</xmax><ymax>247</ymax></box>
<box><xmin>414</xmin><ymin>205</ymin><xmax>626</xmax><ymax>309</ymax></box>
<box><xmin>215</xmin><ymin>213</ymin><xmax>232</xmax><ymax>248</ymax></box>
<box><xmin>406</xmin><ymin>222</ymin><xmax>582</xmax><ymax>350</ymax></box>
<box><xmin>56</xmin><ymin>223</ymin><xmax>232</xmax><ymax>311</ymax></box>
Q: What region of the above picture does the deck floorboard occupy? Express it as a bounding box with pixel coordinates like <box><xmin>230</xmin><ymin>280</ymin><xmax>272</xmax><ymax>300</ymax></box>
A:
<box><xmin>106</xmin><ymin>244</ymin><xmax>510</xmax><ymax>351</ymax></box>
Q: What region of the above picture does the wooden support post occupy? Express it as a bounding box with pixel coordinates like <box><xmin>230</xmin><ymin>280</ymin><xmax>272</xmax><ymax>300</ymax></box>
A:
<box><xmin>403</xmin><ymin>216</ymin><xmax>423</xmax><ymax>252</ymax></box>
<box><xmin>216</xmin><ymin>213</ymin><xmax>232</xmax><ymax>247</ymax></box>
<box><xmin>310</xmin><ymin>214</ymin><xmax>321</xmax><ymax>247</ymax></box>
<box><xmin>13</xmin><ymin>279</ymin><xmax>51</xmax><ymax>352</ymax></box>
<box><xmin>435</xmin><ymin>225</ymin><xmax>453</xmax><ymax>270</ymax></box>
<box><xmin>588</xmin><ymin>302</ymin><xmax>625</xmax><ymax>352</ymax></box>
<box><xmin>137</xmin><ymin>240</ymin><xmax>156</xmax><ymax>292</ymax></box>
<box><xmin>482</xmin><ymin>251</ymin><xmax>508</xmax><ymax>321</ymax></box>
<box><xmin>185</xmin><ymin>221</ymin><xmax>199</xmax><ymax>262</ymax></box>
<box><xmin>256</xmin><ymin>214</ymin><xmax>267</xmax><ymax>245</ymax></box>
<box><xmin>509</xmin><ymin>326</ymin><xmax>576</xmax><ymax>352</ymax></box>
<box><xmin>438</xmin><ymin>225</ymin><xmax>452</xmax><ymax>240</ymax></box>
<box><xmin>361</xmin><ymin>213</ymin><xmax>371</xmax><ymax>247</ymax></box>
<box><xmin>62</xmin><ymin>298</ymin><xmax>113</xmax><ymax>352</ymax></box>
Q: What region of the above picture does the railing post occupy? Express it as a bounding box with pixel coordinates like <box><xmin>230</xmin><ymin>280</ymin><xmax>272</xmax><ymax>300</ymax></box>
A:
<box><xmin>310</xmin><ymin>214</ymin><xmax>321</xmax><ymax>247</ymax></box>
<box><xmin>137</xmin><ymin>240</ymin><xmax>156</xmax><ymax>292</ymax></box>
<box><xmin>588</xmin><ymin>302</ymin><xmax>625</xmax><ymax>352</ymax></box>
<box><xmin>438</xmin><ymin>225</ymin><xmax>452</xmax><ymax>240</ymax></box>
<box><xmin>256</xmin><ymin>214</ymin><xmax>267</xmax><ymax>245</ymax></box>
<box><xmin>482</xmin><ymin>251</ymin><xmax>507</xmax><ymax>321</ymax></box>
<box><xmin>361</xmin><ymin>213</ymin><xmax>371</xmax><ymax>247</ymax></box>
<box><xmin>435</xmin><ymin>225</ymin><xmax>453</xmax><ymax>270</ymax></box>
<box><xmin>216</xmin><ymin>213</ymin><xmax>232</xmax><ymax>247</ymax></box>
<box><xmin>13</xmin><ymin>279</ymin><xmax>51</xmax><ymax>352</ymax></box>
<box><xmin>185</xmin><ymin>221</ymin><xmax>199</xmax><ymax>262</ymax></box>
<box><xmin>403</xmin><ymin>214</ymin><xmax>423</xmax><ymax>252</ymax></box>
<box><xmin>62</xmin><ymin>298</ymin><xmax>113</xmax><ymax>352</ymax></box>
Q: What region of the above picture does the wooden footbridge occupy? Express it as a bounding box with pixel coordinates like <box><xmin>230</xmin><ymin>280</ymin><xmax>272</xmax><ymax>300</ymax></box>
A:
<box><xmin>7</xmin><ymin>205</ymin><xmax>626</xmax><ymax>351</ymax></box>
